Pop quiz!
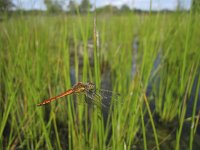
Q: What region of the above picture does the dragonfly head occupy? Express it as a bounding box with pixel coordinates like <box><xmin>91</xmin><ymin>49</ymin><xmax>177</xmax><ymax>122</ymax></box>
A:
<box><xmin>86</xmin><ymin>82</ymin><xmax>95</xmax><ymax>91</ymax></box>
<box><xmin>72</xmin><ymin>82</ymin><xmax>95</xmax><ymax>93</ymax></box>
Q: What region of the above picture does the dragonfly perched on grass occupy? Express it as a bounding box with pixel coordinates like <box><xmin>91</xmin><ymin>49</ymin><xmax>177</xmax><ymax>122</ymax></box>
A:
<box><xmin>37</xmin><ymin>82</ymin><xmax>119</xmax><ymax>108</ymax></box>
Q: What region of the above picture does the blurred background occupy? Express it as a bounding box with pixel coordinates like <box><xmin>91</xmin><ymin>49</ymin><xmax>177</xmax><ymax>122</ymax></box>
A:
<box><xmin>0</xmin><ymin>0</ymin><xmax>194</xmax><ymax>12</ymax></box>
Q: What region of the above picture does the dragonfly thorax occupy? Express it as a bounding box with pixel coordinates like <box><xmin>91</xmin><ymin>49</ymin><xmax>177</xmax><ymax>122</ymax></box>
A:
<box><xmin>72</xmin><ymin>82</ymin><xmax>85</xmax><ymax>93</ymax></box>
<box><xmin>72</xmin><ymin>82</ymin><xmax>96</xmax><ymax>93</ymax></box>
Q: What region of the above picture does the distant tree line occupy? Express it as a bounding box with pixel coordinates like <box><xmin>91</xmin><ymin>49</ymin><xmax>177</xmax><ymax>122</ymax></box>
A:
<box><xmin>0</xmin><ymin>0</ymin><xmax>200</xmax><ymax>13</ymax></box>
<box><xmin>192</xmin><ymin>0</ymin><xmax>200</xmax><ymax>12</ymax></box>
<box><xmin>44</xmin><ymin>0</ymin><xmax>63</xmax><ymax>13</ymax></box>
<box><xmin>44</xmin><ymin>0</ymin><xmax>131</xmax><ymax>14</ymax></box>
<box><xmin>43</xmin><ymin>0</ymin><xmax>92</xmax><ymax>14</ymax></box>
<box><xmin>0</xmin><ymin>0</ymin><xmax>14</xmax><ymax>12</ymax></box>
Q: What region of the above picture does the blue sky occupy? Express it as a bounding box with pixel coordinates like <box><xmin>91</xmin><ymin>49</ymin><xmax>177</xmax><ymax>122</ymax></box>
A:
<box><xmin>12</xmin><ymin>0</ymin><xmax>192</xmax><ymax>11</ymax></box>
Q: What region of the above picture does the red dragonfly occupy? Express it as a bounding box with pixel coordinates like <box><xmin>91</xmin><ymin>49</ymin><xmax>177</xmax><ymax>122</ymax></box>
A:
<box><xmin>37</xmin><ymin>82</ymin><xmax>119</xmax><ymax>108</ymax></box>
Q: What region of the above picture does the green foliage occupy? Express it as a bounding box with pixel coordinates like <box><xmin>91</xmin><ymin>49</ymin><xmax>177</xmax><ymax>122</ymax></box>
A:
<box><xmin>68</xmin><ymin>0</ymin><xmax>78</xmax><ymax>14</ymax></box>
<box><xmin>0</xmin><ymin>0</ymin><xmax>13</xmax><ymax>12</ymax></box>
<box><xmin>44</xmin><ymin>0</ymin><xmax>63</xmax><ymax>13</ymax></box>
<box><xmin>79</xmin><ymin>0</ymin><xmax>92</xmax><ymax>13</ymax></box>
<box><xmin>120</xmin><ymin>4</ymin><xmax>131</xmax><ymax>12</ymax></box>
<box><xmin>0</xmin><ymin>12</ymin><xmax>199</xmax><ymax>149</ymax></box>
<box><xmin>192</xmin><ymin>0</ymin><xmax>200</xmax><ymax>12</ymax></box>
<box><xmin>96</xmin><ymin>5</ymin><xmax>119</xmax><ymax>14</ymax></box>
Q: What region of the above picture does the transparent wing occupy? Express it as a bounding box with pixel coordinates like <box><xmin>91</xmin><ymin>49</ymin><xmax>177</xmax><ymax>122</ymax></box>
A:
<box><xmin>84</xmin><ymin>89</ymin><xmax>105</xmax><ymax>108</ymax></box>
<box><xmin>85</xmin><ymin>89</ymin><xmax>121</xmax><ymax>108</ymax></box>
<box><xmin>72</xmin><ymin>92</ymin><xmax>101</xmax><ymax>107</ymax></box>
<box><xmin>97</xmin><ymin>89</ymin><xmax>121</xmax><ymax>106</ymax></box>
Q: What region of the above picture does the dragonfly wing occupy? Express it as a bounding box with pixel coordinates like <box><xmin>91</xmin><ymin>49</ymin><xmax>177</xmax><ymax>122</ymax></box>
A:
<box><xmin>37</xmin><ymin>89</ymin><xmax>74</xmax><ymax>106</ymax></box>
<box><xmin>84</xmin><ymin>90</ymin><xmax>107</xmax><ymax>108</ymax></box>
<box><xmin>96</xmin><ymin>89</ymin><xmax>121</xmax><ymax>106</ymax></box>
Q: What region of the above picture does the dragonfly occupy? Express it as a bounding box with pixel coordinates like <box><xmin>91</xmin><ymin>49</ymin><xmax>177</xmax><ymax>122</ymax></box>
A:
<box><xmin>37</xmin><ymin>82</ymin><xmax>119</xmax><ymax>108</ymax></box>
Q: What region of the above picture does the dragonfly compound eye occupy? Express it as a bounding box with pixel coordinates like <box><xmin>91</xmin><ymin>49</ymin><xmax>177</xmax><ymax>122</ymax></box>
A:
<box><xmin>87</xmin><ymin>82</ymin><xmax>95</xmax><ymax>90</ymax></box>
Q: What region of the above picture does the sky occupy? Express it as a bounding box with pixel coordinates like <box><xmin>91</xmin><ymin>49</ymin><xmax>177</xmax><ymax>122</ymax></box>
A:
<box><xmin>12</xmin><ymin>0</ymin><xmax>192</xmax><ymax>11</ymax></box>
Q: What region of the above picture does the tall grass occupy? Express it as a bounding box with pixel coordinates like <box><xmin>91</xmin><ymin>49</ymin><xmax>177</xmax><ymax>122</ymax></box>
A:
<box><xmin>0</xmin><ymin>11</ymin><xmax>199</xmax><ymax>149</ymax></box>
